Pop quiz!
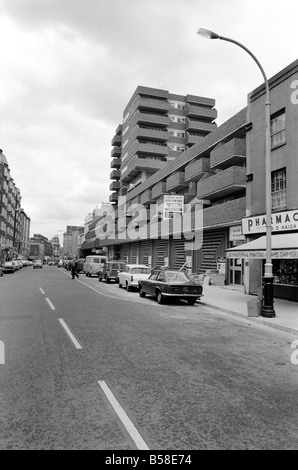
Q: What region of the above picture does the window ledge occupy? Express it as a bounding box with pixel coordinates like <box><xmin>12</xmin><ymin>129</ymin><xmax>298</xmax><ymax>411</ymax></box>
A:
<box><xmin>271</xmin><ymin>141</ymin><xmax>286</xmax><ymax>151</ymax></box>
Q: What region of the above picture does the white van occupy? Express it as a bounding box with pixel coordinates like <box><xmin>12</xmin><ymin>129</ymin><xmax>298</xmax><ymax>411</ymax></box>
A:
<box><xmin>83</xmin><ymin>255</ymin><xmax>107</xmax><ymax>277</ymax></box>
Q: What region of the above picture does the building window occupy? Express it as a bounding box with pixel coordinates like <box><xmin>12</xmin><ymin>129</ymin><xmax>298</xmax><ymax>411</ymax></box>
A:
<box><xmin>271</xmin><ymin>169</ymin><xmax>286</xmax><ymax>211</ymax></box>
<box><xmin>169</xmin><ymin>100</ymin><xmax>186</xmax><ymax>110</ymax></box>
<box><xmin>168</xmin><ymin>114</ymin><xmax>186</xmax><ymax>124</ymax></box>
<box><xmin>168</xmin><ymin>128</ymin><xmax>185</xmax><ymax>138</ymax></box>
<box><xmin>271</xmin><ymin>111</ymin><xmax>285</xmax><ymax>148</ymax></box>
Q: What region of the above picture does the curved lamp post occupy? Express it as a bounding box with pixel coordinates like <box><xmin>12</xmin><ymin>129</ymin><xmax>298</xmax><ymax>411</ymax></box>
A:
<box><xmin>197</xmin><ymin>28</ymin><xmax>275</xmax><ymax>317</ymax></box>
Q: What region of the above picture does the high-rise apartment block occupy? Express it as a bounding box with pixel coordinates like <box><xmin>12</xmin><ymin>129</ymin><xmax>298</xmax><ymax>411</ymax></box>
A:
<box><xmin>109</xmin><ymin>86</ymin><xmax>217</xmax><ymax>204</ymax></box>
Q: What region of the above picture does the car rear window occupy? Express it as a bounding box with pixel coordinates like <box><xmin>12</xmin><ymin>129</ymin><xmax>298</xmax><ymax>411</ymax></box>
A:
<box><xmin>165</xmin><ymin>271</ymin><xmax>191</xmax><ymax>282</ymax></box>
<box><xmin>131</xmin><ymin>267</ymin><xmax>150</xmax><ymax>274</ymax></box>
<box><xmin>109</xmin><ymin>263</ymin><xmax>120</xmax><ymax>269</ymax></box>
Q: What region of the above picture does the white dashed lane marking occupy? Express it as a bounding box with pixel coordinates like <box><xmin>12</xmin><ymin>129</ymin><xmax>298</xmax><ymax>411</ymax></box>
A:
<box><xmin>58</xmin><ymin>318</ymin><xmax>83</xmax><ymax>350</ymax></box>
<box><xmin>45</xmin><ymin>297</ymin><xmax>56</xmax><ymax>310</ymax></box>
<box><xmin>98</xmin><ymin>380</ymin><xmax>149</xmax><ymax>450</ymax></box>
<box><xmin>0</xmin><ymin>341</ymin><xmax>4</xmax><ymax>365</ymax></box>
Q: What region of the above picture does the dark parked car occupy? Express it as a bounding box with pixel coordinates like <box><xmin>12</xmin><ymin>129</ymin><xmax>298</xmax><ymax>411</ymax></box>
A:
<box><xmin>138</xmin><ymin>267</ymin><xmax>203</xmax><ymax>305</ymax></box>
<box><xmin>98</xmin><ymin>260</ymin><xmax>126</xmax><ymax>283</ymax></box>
<box><xmin>77</xmin><ymin>258</ymin><xmax>85</xmax><ymax>273</ymax></box>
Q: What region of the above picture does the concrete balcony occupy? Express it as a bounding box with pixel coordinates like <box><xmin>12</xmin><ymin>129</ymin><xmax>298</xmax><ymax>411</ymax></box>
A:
<box><xmin>133</xmin><ymin>141</ymin><xmax>169</xmax><ymax>158</ymax></box>
<box><xmin>123</xmin><ymin>140</ymin><xmax>169</xmax><ymax>165</ymax></box>
<box><xmin>166</xmin><ymin>172</ymin><xmax>188</xmax><ymax>192</ymax></box>
<box><xmin>140</xmin><ymin>189</ymin><xmax>154</xmax><ymax>205</ymax></box>
<box><xmin>197</xmin><ymin>166</ymin><xmax>246</xmax><ymax>200</ymax></box>
<box><xmin>185</xmin><ymin>118</ymin><xmax>217</xmax><ymax>133</ymax></box>
<box><xmin>210</xmin><ymin>138</ymin><xmax>246</xmax><ymax>170</ymax></box>
<box><xmin>127</xmin><ymin>126</ymin><xmax>169</xmax><ymax>144</ymax></box>
<box><xmin>111</xmin><ymin>134</ymin><xmax>122</xmax><ymax>147</ymax></box>
<box><xmin>128</xmin><ymin>111</ymin><xmax>170</xmax><ymax>129</ymax></box>
<box><xmin>152</xmin><ymin>181</ymin><xmax>167</xmax><ymax>200</ymax></box>
<box><xmin>185</xmin><ymin>104</ymin><xmax>217</xmax><ymax>120</ymax></box>
<box><xmin>109</xmin><ymin>192</ymin><xmax>119</xmax><ymax>204</ymax></box>
<box><xmin>203</xmin><ymin>197</ymin><xmax>246</xmax><ymax>227</ymax></box>
<box><xmin>129</xmin><ymin>96</ymin><xmax>170</xmax><ymax>116</ymax></box>
<box><xmin>111</xmin><ymin>147</ymin><xmax>121</xmax><ymax>158</ymax></box>
<box><xmin>121</xmin><ymin>156</ymin><xmax>166</xmax><ymax>183</ymax></box>
<box><xmin>110</xmin><ymin>169</ymin><xmax>121</xmax><ymax>180</ymax></box>
<box><xmin>185</xmin><ymin>133</ymin><xmax>206</xmax><ymax>147</ymax></box>
<box><xmin>186</xmin><ymin>94</ymin><xmax>216</xmax><ymax>108</ymax></box>
<box><xmin>110</xmin><ymin>157</ymin><xmax>121</xmax><ymax>169</ymax></box>
<box><xmin>184</xmin><ymin>158</ymin><xmax>211</xmax><ymax>182</ymax></box>
<box><xmin>109</xmin><ymin>180</ymin><xmax>120</xmax><ymax>191</ymax></box>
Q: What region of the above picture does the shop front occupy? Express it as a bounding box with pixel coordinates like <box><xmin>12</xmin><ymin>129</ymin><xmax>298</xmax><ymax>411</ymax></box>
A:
<box><xmin>227</xmin><ymin>232</ymin><xmax>298</xmax><ymax>301</ymax></box>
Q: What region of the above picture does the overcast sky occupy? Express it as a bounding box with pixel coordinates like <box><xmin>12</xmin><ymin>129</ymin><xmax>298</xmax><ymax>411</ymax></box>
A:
<box><xmin>1</xmin><ymin>0</ymin><xmax>297</xmax><ymax>243</ymax></box>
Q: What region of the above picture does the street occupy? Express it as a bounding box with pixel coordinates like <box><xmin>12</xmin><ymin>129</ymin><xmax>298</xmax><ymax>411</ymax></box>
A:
<box><xmin>0</xmin><ymin>265</ymin><xmax>297</xmax><ymax>450</ymax></box>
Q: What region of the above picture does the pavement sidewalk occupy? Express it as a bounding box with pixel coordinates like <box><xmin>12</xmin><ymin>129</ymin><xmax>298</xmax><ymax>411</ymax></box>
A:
<box><xmin>200</xmin><ymin>284</ymin><xmax>298</xmax><ymax>336</ymax></box>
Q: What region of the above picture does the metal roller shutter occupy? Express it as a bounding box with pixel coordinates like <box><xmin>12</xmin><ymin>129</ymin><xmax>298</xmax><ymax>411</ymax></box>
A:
<box><xmin>152</xmin><ymin>239</ymin><xmax>169</xmax><ymax>268</ymax></box>
<box><xmin>140</xmin><ymin>240</ymin><xmax>152</xmax><ymax>266</ymax></box>
<box><xmin>130</xmin><ymin>242</ymin><xmax>139</xmax><ymax>264</ymax></box>
<box><xmin>196</xmin><ymin>229</ymin><xmax>227</xmax><ymax>273</ymax></box>
<box><xmin>121</xmin><ymin>244</ymin><xmax>129</xmax><ymax>263</ymax></box>
<box><xmin>171</xmin><ymin>239</ymin><xmax>186</xmax><ymax>270</ymax></box>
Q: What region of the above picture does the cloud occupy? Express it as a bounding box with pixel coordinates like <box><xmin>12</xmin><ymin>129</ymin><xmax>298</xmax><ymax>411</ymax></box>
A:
<box><xmin>1</xmin><ymin>0</ymin><xmax>298</xmax><ymax>241</ymax></box>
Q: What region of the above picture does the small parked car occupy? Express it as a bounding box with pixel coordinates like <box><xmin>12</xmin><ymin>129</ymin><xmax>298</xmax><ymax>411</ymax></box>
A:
<box><xmin>98</xmin><ymin>260</ymin><xmax>126</xmax><ymax>283</ymax></box>
<box><xmin>138</xmin><ymin>267</ymin><xmax>203</xmax><ymax>305</ymax></box>
<box><xmin>12</xmin><ymin>259</ymin><xmax>21</xmax><ymax>270</ymax></box>
<box><xmin>33</xmin><ymin>259</ymin><xmax>43</xmax><ymax>269</ymax></box>
<box><xmin>3</xmin><ymin>261</ymin><xmax>17</xmax><ymax>273</ymax></box>
<box><xmin>118</xmin><ymin>264</ymin><xmax>151</xmax><ymax>291</ymax></box>
<box><xmin>77</xmin><ymin>258</ymin><xmax>85</xmax><ymax>273</ymax></box>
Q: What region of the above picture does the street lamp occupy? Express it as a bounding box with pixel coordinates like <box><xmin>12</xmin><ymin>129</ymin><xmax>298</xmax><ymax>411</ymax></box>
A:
<box><xmin>197</xmin><ymin>28</ymin><xmax>275</xmax><ymax>317</ymax></box>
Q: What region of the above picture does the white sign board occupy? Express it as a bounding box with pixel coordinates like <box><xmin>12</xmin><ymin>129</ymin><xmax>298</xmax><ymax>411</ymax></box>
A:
<box><xmin>242</xmin><ymin>209</ymin><xmax>298</xmax><ymax>235</ymax></box>
<box><xmin>163</xmin><ymin>195</ymin><xmax>184</xmax><ymax>220</ymax></box>
<box><xmin>229</xmin><ymin>225</ymin><xmax>245</xmax><ymax>241</ymax></box>
<box><xmin>227</xmin><ymin>249</ymin><xmax>298</xmax><ymax>259</ymax></box>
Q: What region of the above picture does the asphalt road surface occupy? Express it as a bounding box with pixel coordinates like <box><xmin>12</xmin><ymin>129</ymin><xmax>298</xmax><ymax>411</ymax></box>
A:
<box><xmin>0</xmin><ymin>265</ymin><xmax>297</xmax><ymax>450</ymax></box>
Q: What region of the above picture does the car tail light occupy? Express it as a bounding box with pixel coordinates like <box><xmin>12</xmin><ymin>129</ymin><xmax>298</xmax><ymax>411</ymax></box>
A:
<box><xmin>131</xmin><ymin>275</ymin><xmax>134</xmax><ymax>281</ymax></box>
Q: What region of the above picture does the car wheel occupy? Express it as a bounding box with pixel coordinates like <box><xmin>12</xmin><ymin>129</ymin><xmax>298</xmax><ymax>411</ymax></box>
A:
<box><xmin>106</xmin><ymin>276</ymin><xmax>110</xmax><ymax>283</ymax></box>
<box><xmin>157</xmin><ymin>291</ymin><xmax>164</xmax><ymax>304</ymax></box>
<box><xmin>187</xmin><ymin>298</ymin><xmax>197</xmax><ymax>306</ymax></box>
<box><xmin>126</xmin><ymin>282</ymin><xmax>131</xmax><ymax>292</ymax></box>
<box><xmin>139</xmin><ymin>286</ymin><xmax>146</xmax><ymax>298</ymax></box>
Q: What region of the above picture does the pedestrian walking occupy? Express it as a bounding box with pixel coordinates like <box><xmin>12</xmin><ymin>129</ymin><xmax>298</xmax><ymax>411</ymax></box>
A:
<box><xmin>71</xmin><ymin>258</ymin><xmax>79</xmax><ymax>279</ymax></box>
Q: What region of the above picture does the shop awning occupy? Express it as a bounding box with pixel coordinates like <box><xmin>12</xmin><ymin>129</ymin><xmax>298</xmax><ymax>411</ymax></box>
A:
<box><xmin>80</xmin><ymin>238</ymin><xmax>99</xmax><ymax>250</ymax></box>
<box><xmin>226</xmin><ymin>233</ymin><xmax>298</xmax><ymax>259</ymax></box>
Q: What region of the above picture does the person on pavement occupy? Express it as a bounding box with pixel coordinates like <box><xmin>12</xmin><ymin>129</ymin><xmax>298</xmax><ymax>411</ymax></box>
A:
<box><xmin>71</xmin><ymin>258</ymin><xmax>79</xmax><ymax>279</ymax></box>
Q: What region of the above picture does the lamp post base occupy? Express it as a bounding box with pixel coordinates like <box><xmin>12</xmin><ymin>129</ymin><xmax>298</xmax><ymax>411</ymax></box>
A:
<box><xmin>261</xmin><ymin>276</ymin><xmax>276</xmax><ymax>317</ymax></box>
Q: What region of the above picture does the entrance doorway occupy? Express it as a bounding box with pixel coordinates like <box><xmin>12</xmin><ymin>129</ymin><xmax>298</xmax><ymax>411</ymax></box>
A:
<box><xmin>229</xmin><ymin>257</ymin><xmax>243</xmax><ymax>285</ymax></box>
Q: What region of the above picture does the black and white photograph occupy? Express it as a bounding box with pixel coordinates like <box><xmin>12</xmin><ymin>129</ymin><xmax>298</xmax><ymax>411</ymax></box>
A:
<box><xmin>0</xmin><ymin>0</ymin><xmax>298</xmax><ymax>454</ymax></box>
